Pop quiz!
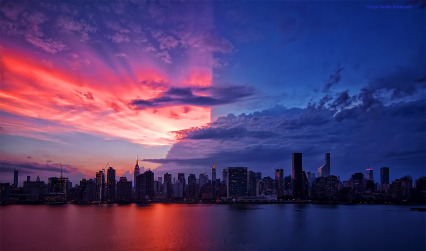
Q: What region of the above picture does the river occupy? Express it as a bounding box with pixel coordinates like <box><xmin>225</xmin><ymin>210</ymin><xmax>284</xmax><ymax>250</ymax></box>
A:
<box><xmin>1</xmin><ymin>204</ymin><xmax>424</xmax><ymax>250</ymax></box>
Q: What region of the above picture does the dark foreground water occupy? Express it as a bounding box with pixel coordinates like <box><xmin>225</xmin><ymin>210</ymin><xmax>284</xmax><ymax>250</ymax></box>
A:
<box><xmin>1</xmin><ymin>204</ymin><xmax>425</xmax><ymax>251</ymax></box>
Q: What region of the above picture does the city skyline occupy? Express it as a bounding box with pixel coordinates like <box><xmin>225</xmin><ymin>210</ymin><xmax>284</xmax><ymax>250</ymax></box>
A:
<box><xmin>3</xmin><ymin>151</ymin><xmax>425</xmax><ymax>206</ymax></box>
<box><xmin>6</xmin><ymin>152</ymin><xmax>424</xmax><ymax>189</ymax></box>
<box><xmin>0</xmin><ymin>1</ymin><xmax>425</xmax><ymax>188</ymax></box>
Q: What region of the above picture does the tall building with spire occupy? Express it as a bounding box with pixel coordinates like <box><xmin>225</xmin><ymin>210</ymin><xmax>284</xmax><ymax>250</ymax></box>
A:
<box><xmin>134</xmin><ymin>155</ymin><xmax>140</xmax><ymax>189</ymax></box>
<box><xmin>212</xmin><ymin>162</ymin><xmax>216</xmax><ymax>185</ymax></box>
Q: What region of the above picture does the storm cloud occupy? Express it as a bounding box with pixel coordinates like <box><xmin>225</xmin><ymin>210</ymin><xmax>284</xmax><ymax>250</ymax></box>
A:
<box><xmin>130</xmin><ymin>85</ymin><xmax>255</xmax><ymax>109</ymax></box>
<box><xmin>150</xmin><ymin>88</ymin><xmax>425</xmax><ymax>180</ymax></box>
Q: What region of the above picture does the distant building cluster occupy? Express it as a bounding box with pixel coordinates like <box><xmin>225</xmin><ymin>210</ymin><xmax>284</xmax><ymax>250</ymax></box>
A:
<box><xmin>1</xmin><ymin>153</ymin><xmax>425</xmax><ymax>204</ymax></box>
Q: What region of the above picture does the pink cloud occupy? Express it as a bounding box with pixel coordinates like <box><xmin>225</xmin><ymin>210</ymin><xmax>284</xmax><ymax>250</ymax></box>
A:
<box><xmin>0</xmin><ymin>48</ymin><xmax>211</xmax><ymax>146</ymax></box>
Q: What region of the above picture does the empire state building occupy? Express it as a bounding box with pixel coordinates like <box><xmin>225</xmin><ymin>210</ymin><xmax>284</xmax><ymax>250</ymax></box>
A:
<box><xmin>134</xmin><ymin>155</ymin><xmax>140</xmax><ymax>189</ymax></box>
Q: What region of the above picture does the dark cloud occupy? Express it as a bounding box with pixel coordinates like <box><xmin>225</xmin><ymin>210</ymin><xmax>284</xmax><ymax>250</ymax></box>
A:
<box><xmin>329</xmin><ymin>90</ymin><xmax>352</xmax><ymax>110</ymax></box>
<box><xmin>152</xmin><ymin>91</ymin><xmax>425</xmax><ymax>180</ymax></box>
<box><xmin>175</xmin><ymin>127</ymin><xmax>278</xmax><ymax>140</ymax></box>
<box><xmin>368</xmin><ymin>65</ymin><xmax>425</xmax><ymax>99</ymax></box>
<box><xmin>323</xmin><ymin>66</ymin><xmax>343</xmax><ymax>92</ymax></box>
<box><xmin>0</xmin><ymin>160</ymin><xmax>74</xmax><ymax>173</ymax></box>
<box><xmin>130</xmin><ymin>85</ymin><xmax>255</xmax><ymax>109</ymax></box>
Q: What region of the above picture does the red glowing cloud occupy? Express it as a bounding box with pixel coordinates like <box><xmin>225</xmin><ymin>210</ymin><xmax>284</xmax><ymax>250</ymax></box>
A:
<box><xmin>0</xmin><ymin>47</ymin><xmax>212</xmax><ymax>146</ymax></box>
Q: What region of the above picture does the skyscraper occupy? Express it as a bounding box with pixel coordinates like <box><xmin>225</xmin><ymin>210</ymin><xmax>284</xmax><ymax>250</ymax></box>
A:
<box><xmin>380</xmin><ymin>167</ymin><xmax>390</xmax><ymax>184</ymax></box>
<box><xmin>13</xmin><ymin>169</ymin><xmax>18</xmax><ymax>188</ymax></box>
<box><xmin>248</xmin><ymin>171</ymin><xmax>257</xmax><ymax>196</ymax></box>
<box><xmin>222</xmin><ymin>169</ymin><xmax>228</xmax><ymax>185</ymax></box>
<box><xmin>178</xmin><ymin>173</ymin><xmax>185</xmax><ymax>197</ymax></box>
<box><xmin>199</xmin><ymin>173</ymin><xmax>209</xmax><ymax>188</ymax></box>
<box><xmin>366</xmin><ymin>168</ymin><xmax>374</xmax><ymax>182</ymax></box>
<box><xmin>187</xmin><ymin>174</ymin><xmax>197</xmax><ymax>201</ymax></box>
<box><xmin>164</xmin><ymin>173</ymin><xmax>173</xmax><ymax>199</ymax></box>
<box><xmin>318</xmin><ymin>153</ymin><xmax>330</xmax><ymax>178</ymax></box>
<box><xmin>107</xmin><ymin>167</ymin><xmax>116</xmax><ymax>202</ymax></box>
<box><xmin>116</xmin><ymin>177</ymin><xmax>132</xmax><ymax>203</ymax></box>
<box><xmin>212</xmin><ymin>162</ymin><xmax>216</xmax><ymax>186</ymax></box>
<box><xmin>135</xmin><ymin>170</ymin><xmax>155</xmax><ymax>201</ymax></box>
<box><xmin>134</xmin><ymin>155</ymin><xmax>140</xmax><ymax>189</ymax></box>
<box><xmin>275</xmin><ymin>169</ymin><xmax>284</xmax><ymax>197</ymax></box>
<box><xmin>143</xmin><ymin>170</ymin><xmax>155</xmax><ymax>201</ymax></box>
<box><xmin>95</xmin><ymin>170</ymin><xmax>105</xmax><ymax>202</ymax></box>
<box><xmin>292</xmin><ymin>153</ymin><xmax>307</xmax><ymax>199</ymax></box>
<box><xmin>227</xmin><ymin>167</ymin><xmax>248</xmax><ymax>198</ymax></box>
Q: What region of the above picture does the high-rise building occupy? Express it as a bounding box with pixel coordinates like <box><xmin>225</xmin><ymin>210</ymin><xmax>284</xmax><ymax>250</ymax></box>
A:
<box><xmin>255</xmin><ymin>172</ymin><xmax>262</xmax><ymax>181</ymax></box>
<box><xmin>212</xmin><ymin>162</ymin><xmax>216</xmax><ymax>186</ymax></box>
<box><xmin>222</xmin><ymin>169</ymin><xmax>228</xmax><ymax>185</ymax></box>
<box><xmin>13</xmin><ymin>169</ymin><xmax>18</xmax><ymax>188</ymax></box>
<box><xmin>366</xmin><ymin>168</ymin><xmax>374</xmax><ymax>182</ymax></box>
<box><xmin>351</xmin><ymin>172</ymin><xmax>364</xmax><ymax>193</ymax></box>
<box><xmin>318</xmin><ymin>153</ymin><xmax>330</xmax><ymax>178</ymax></box>
<box><xmin>292</xmin><ymin>153</ymin><xmax>307</xmax><ymax>199</ymax></box>
<box><xmin>164</xmin><ymin>173</ymin><xmax>173</xmax><ymax>199</ymax></box>
<box><xmin>380</xmin><ymin>167</ymin><xmax>390</xmax><ymax>184</ymax></box>
<box><xmin>227</xmin><ymin>167</ymin><xmax>248</xmax><ymax>198</ymax></box>
<box><xmin>135</xmin><ymin>170</ymin><xmax>155</xmax><ymax>201</ymax></box>
<box><xmin>306</xmin><ymin>172</ymin><xmax>316</xmax><ymax>188</ymax></box>
<box><xmin>144</xmin><ymin>170</ymin><xmax>155</xmax><ymax>201</ymax></box>
<box><xmin>248</xmin><ymin>171</ymin><xmax>257</xmax><ymax>196</ymax></box>
<box><xmin>48</xmin><ymin>176</ymin><xmax>68</xmax><ymax>202</ymax></box>
<box><xmin>187</xmin><ymin>174</ymin><xmax>197</xmax><ymax>201</ymax></box>
<box><xmin>116</xmin><ymin>177</ymin><xmax>132</xmax><ymax>203</ymax></box>
<box><xmin>275</xmin><ymin>169</ymin><xmax>284</xmax><ymax>197</ymax></box>
<box><xmin>199</xmin><ymin>173</ymin><xmax>209</xmax><ymax>188</ymax></box>
<box><xmin>178</xmin><ymin>173</ymin><xmax>185</xmax><ymax>184</ymax></box>
<box><xmin>95</xmin><ymin>170</ymin><xmax>105</xmax><ymax>202</ymax></box>
<box><xmin>134</xmin><ymin>155</ymin><xmax>140</xmax><ymax>189</ymax></box>
<box><xmin>107</xmin><ymin>167</ymin><xmax>116</xmax><ymax>202</ymax></box>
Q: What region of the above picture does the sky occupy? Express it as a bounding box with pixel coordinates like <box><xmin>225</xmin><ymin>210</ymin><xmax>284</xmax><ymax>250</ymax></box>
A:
<box><xmin>0</xmin><ymin>0</ymin><xmax>425</xmax><ymax>186</ymax></box>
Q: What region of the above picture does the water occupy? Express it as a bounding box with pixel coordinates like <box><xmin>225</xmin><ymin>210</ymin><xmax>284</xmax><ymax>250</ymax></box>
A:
<box><xmin>1</xmin><ymin>204</ymin><xmax>424</xmax><ymax>251</ymax></box>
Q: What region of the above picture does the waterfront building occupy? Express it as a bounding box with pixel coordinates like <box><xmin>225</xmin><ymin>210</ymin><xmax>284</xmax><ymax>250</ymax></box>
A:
<box><xmin>212</xmin><ymin>163</ymin><xmax>216</xmax><ymax>186</ymax></box>
<box><xmin>222</xmin><ymin>169</ymin><xmax>228</xmax><ymax>186</ymax></box>
<box><xmin>107</xmin><ymin>167</ymin><xmax>116</xmax><ymax>202</ymax></box>
<box><xmin>292</xmin><ymin>153</ymin><xmax>308</xmax><ymax>199</ymax></box>
<box><xmin>227</xmin><ymin>167</ymin><xmax>248</xmax><ymax>198</ymax></box>
<box><xmin>95</xmin><ymin>170</ymin><xmax>105</xmax><ymax>202</ymax></box>
<box><xmin>13</xmin><ymin>169</ymin><xmax>18</xmax><ymax>188</ymax></box>
<box><xmin>47</xmin><ymin>176</ymin><xmax>68</xmax><ymax>202</ymax></box>
<box><xmin>275</xmin><ymin>169</ymin><xmax>284</xmax><ymax>197</ymax></box>
<box><xmin>248</xmin><ymin>171</ymin><xmax>257</xmax><ymax>196</ymax></box>
<box><xmin>22</xmin><ymin>175</ymin><xmax>47</xmax><ymax>202</ymax></box>
<box><xmin>413</xmin><ymin>177</ymin><xmax>426</xmax><ymax>202</ymax></box>
<box><xmin>312</xmin><ymin>175</ymin><xmax>341</xmax><ymax>201</ymax></box>
<box><xmin>117</xmin><ymin>177</ymin><xmax>132</xmax><ymax>203</ymax></box>
<box><xmin>164</xmin><ymin>173</ymin><xmax>173</xmax><ymax>200</ymax></box>
<box><xmin>0</xmin><ymin>183</ymin><xmax>10</xmax><ymax>203</ymax></box>
<box><xmin>366</xmin><ymin>168</ymin><xmax>374</xmax><ymax>182</ymax></box>
<box><xmin>187</xmin><ymin>174</ymin><xmax>198</xmax><ymax>201</ymax></box>
<box><xmin>136</xmin><ymin>170</ymin><xmax>155</xmax><ymax>202</ymax></box>
<box><xmin>134</xmin><ymin>155</ymin><xmax>140</xmax><ymax>189</ymax></box>
<box><xmin>318</xmin><ymin>153</ymin><xmax>331</xmax><ymax>178</ymax></box>
<box><xmin>306</xmin><ymin>172</ymin><xmax>316</xmax><ymax>188</ymax></box>
<box><xmin>199</xmin><ymin>173</ymin><xmax>209</xmax><ymax>188</ymax></box>
<box><xmin>380</xmin><ymin>167</ymin><xmax>390</xmax><ymax>184</ymax></box>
